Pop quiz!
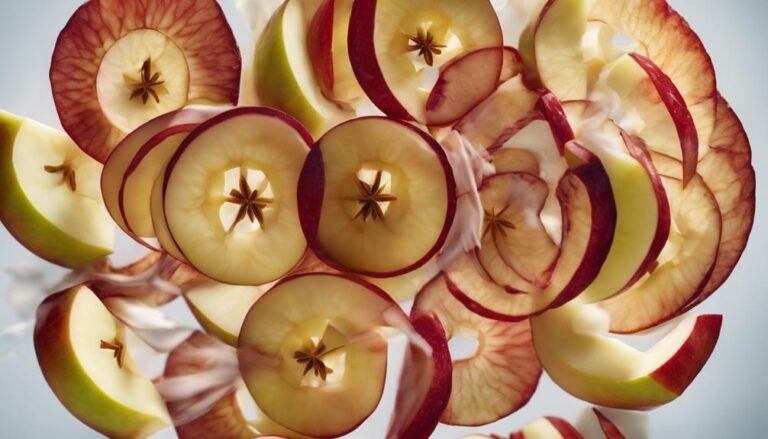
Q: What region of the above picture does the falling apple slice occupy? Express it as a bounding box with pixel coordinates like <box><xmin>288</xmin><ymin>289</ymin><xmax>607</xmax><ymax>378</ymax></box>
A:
<box><xmin>348</xmin><ymin>0</ymin><xmax>503</xmax><ymax>122</ymax></box>
<box><xmin>163</xmin><ymin>107</ymin><xmax>311</xmax><ymax>285</ymax></box>
<box><xmin>534</xmin><ymin>0</ymin><xmax>588</xmax><ymax>100</ymax></box>
<box><xmin>532</xmin><ymin>302</ymin><xmax>722</xmax><ymax>409</ymax></box>
<box><xmin>299</xmin><ymin>117</ymin><xmax>456</xmax><ymax>277</ymax></box>
<box><xmin>0</xmin><ymin>111</ymin><xmax>114</xmax><ymax>268</ymax></box>
<box><xmin>413</xmin><ymin>276</ymin><xmax>541</xmax><ymax>426</ymax></box>
<box><xmin>35</xmin><ymin>285</ymin><xmax>170</xmax><ymax>438</ymax></box>
<box><xmin>51</xmin><ymin>0</ymin><xmax>241</xmax><ymax>162</ymax></box>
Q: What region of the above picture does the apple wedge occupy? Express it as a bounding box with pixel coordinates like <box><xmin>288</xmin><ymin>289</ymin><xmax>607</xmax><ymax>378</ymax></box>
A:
<box><xmin>51</xmin><ymin>0</ymin><xmax>241</xmax><ymax>162</ymax></box>
<box><xmin>593</xmin><ymin>409</ymin><xmax>626</xmax><ymax>439</ymax></box>
<box><xmin>532</xmin><ymin>302</ymin><xmax>722</xmax><ymax>409</ymax></box>
<box><xmin>163</xmin><ymin>107</ymin><xmax>311</xmax><ymax>285</ymax></box>
<box><xmin>413</xmin><ymin>276</ymin><xmax>541</xmax><ymax>426</ymax></box>
<box><xmin>348</xmin><ymin>0</ymin><xmax>503</xmax><ymax>122</ymax></box>
<box><xmin>0</xmin><ymin>111</ymin><xmax>114</xmax><ymax>268</ymax></box>
<box><xmin>256</xmin><ymin>0</ymin><xmax>352</xmax><ymax>137</ymax></box>
<box><xmin>34</xmin><ymin>285</ymin><xmax>170</xmax><ymax>438</ymax></box>
<box><xmin>298</xmin><ymin>117</ymin><xmax>456</xmax><ymax>277</ymax></box>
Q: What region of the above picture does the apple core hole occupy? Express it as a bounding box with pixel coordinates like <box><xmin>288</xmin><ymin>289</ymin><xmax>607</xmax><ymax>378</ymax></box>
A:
<box><xmin>219</xmin><ymin>167</ymin><xmax>273</xmax><ymax>234</ymax></box>
<box><xmin>448</xmin><ymin>331</ymin><xmax>480</xmax><ymax>361</ymax></box>
<box><xmin>348</xmin><ymin>167</ymin><xmax>396</xmax><ymax>220</ymax></box>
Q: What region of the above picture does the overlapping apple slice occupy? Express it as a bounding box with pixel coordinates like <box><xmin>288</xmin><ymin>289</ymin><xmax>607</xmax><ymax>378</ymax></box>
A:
<box><xmin>413</xmin><ymin>276</ymin><xmax>541</xmax><ymax>426</ymax></box>
<box><xmin>163</xmin><ymin>107</ymin><xmax>311</xmax><ymax>285</ymax></box>
<box><xmin>298</xmin><ymin>116</ymin><xmax>456</xmax><ymax>277</ymax></box>
<box><xmin>51</xmin><ymin>0</ymin><xmax>241</xmax><ymax>162</ymax></box>
<box><xmin>348</xmin><ymin>0</ymin><xmax>503</xmax><ymax>123</ymax></box>
<box><xmin>0</xmin><ymin>111</ymin><xmax>114</xmax><ymax>268</ymax></box>
<box><xmin>35</xmin><ymin>285</ymin><xmax>170</xmax><ymax>438</ymax></box>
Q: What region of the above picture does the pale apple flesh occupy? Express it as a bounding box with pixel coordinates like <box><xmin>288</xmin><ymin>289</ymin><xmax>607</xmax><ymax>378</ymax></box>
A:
<box><xmin>535</xmin><ymin>0</ymin><xmax>588</xmax><ymax>101</ymax></box>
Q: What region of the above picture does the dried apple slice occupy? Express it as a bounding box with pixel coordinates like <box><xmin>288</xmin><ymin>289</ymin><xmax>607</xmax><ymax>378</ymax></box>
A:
<box><xmin>413</xmin><ymin>276</ymin><xmax>541</xmax><ymax>426</ymax></box>
<box><xmin>163</xmin><ymin>107</ymin><xmax>311</xmax><ymax>285</ymax></box>
<box><xmin>298</xmin><ymin>117</ymin><xmax>456</xmax><ymax>277</ymax></box>
<box><xmin>348</xmin><ymin>0</ymin><xmax>503</xmax><ymax>122</ymax></box>
<box><xmin>51</xmin><ymin>0</ymin><xmax>241</xmax><ymax>162</ymax></box>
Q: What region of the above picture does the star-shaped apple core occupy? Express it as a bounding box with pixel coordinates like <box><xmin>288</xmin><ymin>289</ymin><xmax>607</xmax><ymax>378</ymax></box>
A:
<box><xmin>483</xmin><ymin>206</ymin><xmax>516</xmax><ymax>239</ymax></box>
<box><xmin>350</xmin><ymin>170</ymin><xmax>397</xmax><ymax>222</ymax></box>
<box><xmin>293</xmin><ymin>340</ymin><xmax>344</xmax><ymax>381</ymax></box>
<box><xmin>407</xmin><ymin>26</ymin><xmax>446</xmax><ymax>67</ymax></box>
<box><xmin>224</xmin><ymin>175</ymin><xmax>273</xmax><ymax>232</ymax></box>
<box><xmin>44</xmin><ymin>164</ymin><xmax>77</xmax><ymax>192</ymax></box>
<box><xmin>126</xmin><ymin>57</ymin><xmax>167</xmax><ymax>105</ymax></box>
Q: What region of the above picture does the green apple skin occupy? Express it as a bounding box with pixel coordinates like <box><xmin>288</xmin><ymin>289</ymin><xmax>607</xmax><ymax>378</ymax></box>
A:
<box><xmin>185</xmin><ymin>295</ymin><xmax>240</xmax><ymax>347</ymax></box>
<box><xmin>34</xmin><ymin>287</ymin><xmax>169</xmax><ymax>439</ymax></box>
<box><xmin>0</xmin><ymin>112</ymin><xmax>113</xmax><ymax>268</ymax></box>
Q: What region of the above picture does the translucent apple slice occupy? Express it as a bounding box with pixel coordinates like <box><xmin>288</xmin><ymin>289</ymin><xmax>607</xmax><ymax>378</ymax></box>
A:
<box><xmin>299</xmin><ymin>117</ymin><xmax>456</xmax><ymax>277</ymax></box>
<box><xmin>163</xmin><ymin>107</ymin><xmax>311</xmax><ymax>285</ymax></box>
<box><xmin>0</xmin><ymin>111</ymin><xmax>114</xmax><ymax>268</ymax></box>
<box><xmin>348</xmin><ymin>0</ymin><xmax>503</xmax><ymax>122</ymax></box>
<box><xmin>413</xmin><ymin>276</ymin><xmax>541</xmax><ymax>426</ymax></box>
<box><xmin>238</xmin><ymin>274</ymin><xmax>402</xmax><ymax>437</ymax></box>
<box><xmin>150</xmin><ymin>172</ymin><xmax>189</xmax><ymax>264</ymax></box>
<box><xmin>34</xmin><ymin>285</ymin><xmax>170</xmax><ymax>438</ymax></box>
<box><xmin>599</xmin><ymin>175</ymin><xmax>721</xmax><ymax>333</ymax></box>
<box><xmin>532</xmin><ymin>303</ymin><xmax>722</xmax><ymax>409</ymax></box>
<box><xmin>51</xmin><ymin>0</ymin><xmax>241</xmax><ymax>162</ymax></box>
<box><xmin>534</xmin><ymin>0</ymin><xmax>588</xmax><ymax>100</ymax></box>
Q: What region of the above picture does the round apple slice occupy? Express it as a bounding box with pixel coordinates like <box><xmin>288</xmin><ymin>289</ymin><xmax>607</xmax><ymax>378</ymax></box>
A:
<box><xmin>0</xmin><ymin>111</ymin><xmax>114</xmax><ymax>268</ymax></box>
<box><xmin>34</xmin><ymin>285</ymin><xmax>171</xmax><ymax>438</ymax></box>
<box><xmin>299</xmin><ymin>117</ymin><xmax>456</xmax><ymax>277</ymax></box>
<box><xmin>348</xmin><ymin>0</ymin><xmax>503</xmax><ymax>122</ymax></box>
<box><xmin>163</xmin><ymin>107</ymin><xmax>311</xmax><ymax>285</ymax></box>
<box><xmin>238</xmin><ymin>274</ymin><xmax>401</xmax><ymax>437</ymax></box>
<box><xmin>51</xmin><ymin>0</ymin><xmax>241</xmax><ymax>162</ymax></box>
<box><xmin>413</xmin><ymin>276</ymin><xmax>542</xmax><ymax>426</ymax></box>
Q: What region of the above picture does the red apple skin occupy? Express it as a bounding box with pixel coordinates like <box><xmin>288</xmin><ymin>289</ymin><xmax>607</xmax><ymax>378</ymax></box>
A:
<box><xmin>307</xmin><ymin>0</ymin><xmax>336</xmax><ymax>99</ymax></box>
<box><xmin>649</xmin><ymin>314</ymin><xmax>722</xmax><ymax>395</ymax></box>
<box><xmin>298</xmin><ymin>116</ymin><xmax>457</xmax><ymax>278</ymax></box>
<box><xmin>537</xmin><ymin>91</ymin><xmax>575</xmax><ymax>155</ymax></box>
<box><xmin>593</xmin><ymin>409</ymin><xmax>626</xmax><ymax>439</ymax></box>
<box><xmin>629</xmin><ymin>53</ymin><xmax>698</xmax><ymax>187</ymax></box>
<box><xmin>500</xmin><ymin>47</ymin><xmax>524</xmax><ymax>84</ymax></box>
<box><xmin>387</xmin><ymin>313</ymin><xmax>452</xmax><ymax>439</ymax></box>
<box><xmin>547</xmin><ymin>417</ymin><xmax>584</xmax><ymax>438</ymax></box>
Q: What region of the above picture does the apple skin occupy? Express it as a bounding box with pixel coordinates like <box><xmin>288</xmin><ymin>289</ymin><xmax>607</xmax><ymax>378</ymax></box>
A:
<box><xmin>307</xmin><ymin>0</ymin><xmax>336</xmax><ymax>99</ymax></box>
<box><xmin>593</xmin><ymin>409</ymin><xmax>626</xmax><ymax>439</ymax></box>
<box><xmin>34</xmin><ymin>287</ymin><xmax>169</xmax><ymax>438</ymax></box>
<box><xmin>0</xmin><ymin>112</ymin><xmax>113</xmax><ymax>268</ymax></box>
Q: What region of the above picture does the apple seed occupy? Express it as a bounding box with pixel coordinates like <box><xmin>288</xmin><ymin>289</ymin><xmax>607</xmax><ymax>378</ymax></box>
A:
<box><xmin>100</xmin><ymin>339</ymin><xmax>125</xmax><ymax>369</ymax></box>
<box><xmin>125</xmin><ymin>58</ymin><xmax>168</xmax><ymax>105</ymax></box>
<box><xmin>44</xmin><ymin>164</ymin><xmax>77</xmax><ymax>192</ymax></box>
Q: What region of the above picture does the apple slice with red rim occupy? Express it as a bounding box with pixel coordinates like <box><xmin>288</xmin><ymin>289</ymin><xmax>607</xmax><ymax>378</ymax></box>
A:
<box><xmin>298</xmin><ymin>116</ymin><xmax>456</xmax><ymax>277</ymax></box>
<box><xmin>163</xmin><ymin>107</ymin><xmax>311</xmax><ymax>285</ymax></box>
<box><xmin>593</xmin><ymin>409</ymin><xmax>627</xmax><ymax>439</ymax></box>
<box><xmin>51</xmin><ymin>0</ymin><xmax>241</xmax><ymax>162</ymax></box>
<box><xmin>348</xmin><ymin>0</ymin><xmax>503</xmax><ymax>122</ymax></box>
<box><xmin>413</xmin><ymin>276</ymin><xmax>541</xmax><ymax>426</ymax></box>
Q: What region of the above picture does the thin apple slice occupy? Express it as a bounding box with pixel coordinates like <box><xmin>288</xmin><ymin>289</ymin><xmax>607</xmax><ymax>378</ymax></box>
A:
<box><xmin>413</xmin><ymin>276</ymin><xmax>541</xmax><ymax>426</ymax></box>
<box><xmin>0</xmin><ymin>111</ymin><xmax>114</xmax><ymax>268</ymax></box>
<box><xmin>238</xmin><ymin>274</ymin><xmax>402</xmax><ymax>437</ymax></box>
<box><xmin>500</xmin><ymin>47</ymin><xmax>525</xmax><ymax>83</ymax></box>
<box><xmin>534</xmin><ymin>0</ymin><xmax>588</xmax><ymax>100</ymax></box>
<box><xmin>348</xmin><ymin>0</ymin><xmax>503</xmax><ymax>122</ymax></box>
<box><xmin>593</xmin><ymin>409</ymin><xmax>627</xmax><ymax>439</ymax></box>
<box><xmin>163</xmin><ymin>107</ymin><xmax>311</xmax><ymax>285</ymax></box>
<box><xmin>512</xmin><ymin>417</ymin><xmax>583</xmax><ymax>439</ymax></box>
<box><xmin>35</xmin><ymin>285</ymin><xmax>170</xmax><ymax>438</ymax></box>
<box><xmin>599</xmin><ymin>175</ymin><xmax>721</xmax><ymax>333</ymax></box>
<box><xmin>532</xmin><ymin>303</ymin><xmax>722</xmax><ymax>409</ymax></box>
<box><xmin>299</xmin><ymin>117</ymin><xmax>456</xmax><ymax>277</ymax></box>
<box><xmin>51</xmin><ymin>0</ymin><xmax>241</xmax><ymax>162</ymax></box>
<box><xmin>151</xmin><ymin>172</ymin><xmax>189</xmax><ymax>264</ymax></box>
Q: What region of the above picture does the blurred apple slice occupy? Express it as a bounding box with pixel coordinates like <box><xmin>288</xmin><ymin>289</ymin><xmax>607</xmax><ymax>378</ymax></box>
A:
<box><xmin>0</xmin><ymin>111</ymin><xmax>114</xmax><ymax>268</ymax></box>
<box><xmin>298</xmin><ymin>117</ymin><xmax>456</xmax><ymax>277</ymax></box>
<box><xmin>593</xmin><ymin>409</ymin><xmax>627</xmax><ymax>439</ymax></box>
<box><xmin>463</xmin><ymin>417</ymin><xmax>583</xmax><ymax>439</ymax></box>
<box><xmin>163</xmin><ymin>108</ymin><xmax>310</xmax><ymax>285</ymax></box>
<box><xmin>51</xmin><ymin>0</ymin><xmax>241</xmax><ymax>162</ymax></box>
<box><xmin>413</xmin><ymin>276</ymin><xmax>541</xmax><ymax>426</ymax></box>
<box><xmin>348</xmin><ymin>0</ymin><xmax>503</xmax><ymax>122</ymax></box>
<box><xmin>34</xmin><ymin>285</ymin><xmax>170</xmax><ymax>438</ymax></box>
<box><xmin>534</xmin><ymin>0</ymin><xmax>588</xmax><ymax>100</ymax></box>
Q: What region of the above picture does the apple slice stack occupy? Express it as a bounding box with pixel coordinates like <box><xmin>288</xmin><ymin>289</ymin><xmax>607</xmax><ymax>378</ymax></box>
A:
<box><xmin>0</xmin><ymin>0</ymin><xmax>754</xmax><ymax>438</ymax></box>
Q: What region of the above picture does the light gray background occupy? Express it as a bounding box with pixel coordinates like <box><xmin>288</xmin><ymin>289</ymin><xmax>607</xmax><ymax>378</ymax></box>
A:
<box><xmin>0</xmin><ymin>0</ymin><xmax>765</xmax><ymax>437</ymax></box>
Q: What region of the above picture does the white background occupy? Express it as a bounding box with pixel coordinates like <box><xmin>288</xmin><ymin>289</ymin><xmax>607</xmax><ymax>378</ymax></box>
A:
<box><xmin>0</xmin><ymin>0</ymin><xmax>765</xmax><ymax>437</ymax></box>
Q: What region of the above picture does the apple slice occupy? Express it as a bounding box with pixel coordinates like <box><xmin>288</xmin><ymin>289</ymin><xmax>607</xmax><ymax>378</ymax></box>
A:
<box><xmin>492</xmin><ymin>148</ymin><xmax>541</xmax><ymax>175</ymax></box>
<box><xmin>413</xmin><ymin>276</ymin><xmax>541</xmax><ymax>426</ymax></box>
<box><xmin>34</xmin><ymin>285</ymin><xmax>170</xmax><ymax>438</ymax></box>
<box><xmin>511</xmin><ymin>417</ymin><xmax>583</xmax><ymax>439</ymax></box>
<box><xmin>256</xmin><ymin>0</ymin><xmax>352</xmax><ymax>137</ymax></box>
<box><xmin>0</xmin><ymin>111</ymin><xmax>114</xmax><ymax>268</ymax></box>
<box><xmin>299</xmin><ymin>117</ymin><xmax>456</xmax><ymax>277</ymax></box>
<box><xmin>163</xmin><ymin>107</ymin><xmax>311</xmax><ymax>285</ymax></box>
<box><xmin>500</xmin><ymin>47</ymin><xmax>525</xmax><ymax>83</ymax></box>
<box><xmin>593</xmin><ymin>409</ymin><xmax>627</xmax><ymax>439</ymax></box>
<box><xmin>348</xmin><ymin>0</ymin><xmax>503</xmax><ymax>122</ymax></box>
<box><xmin>531</xmin><ymin>303</ymin><xmax>723</xmax><ymax>409</ymax></box>
<box><xmin>534</xmin><ymin>0</ymin><xmax>588</xmax><ymax>100</ymax></box>
<box><xmin>51</xmin><ymin>0</ymin><xmax>241</xmax><ymax>162</ymax></box>
<box><xmin>238</xmin><ymin>274</ymin><xmax>401</xmax><ymax>437</ymax></box>
<box><xmin>151</xmin><ymin>171</ymin><xmax>189</xmax><ymax>264</ymax></box>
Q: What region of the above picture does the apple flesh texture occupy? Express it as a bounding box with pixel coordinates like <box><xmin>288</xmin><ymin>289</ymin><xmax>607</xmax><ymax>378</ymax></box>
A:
<box><xmin>413</xmin><ymin>276</ymin><xmax>541</xmax><ymax>426</ymax></box>
<box><xmin>163</xmin><ymin>107</ymin><xmax>310</xmax><ymax>286</ymax></box>
<box><xmin>532</xmin><ymin>302</ymin><xmax>722</xmax><ymax>409</ymax></box>
<box><xmin>34</xmin><ymin>285</ymin><xmax>170</xmax><ymax>438</ymax></box>
<box><xmin>238</xmin><ymin>274</ymin><xmax>396</xmax><ymax>438</ymax></box>
<box><xmin>0</xmin><ymin>111</ymin><xmax>114</xmax><ymax>268</ymax></box>
<box><xmin>255</xmin><ymin>0</ymin><xmax>351</xmax><ymax>138</ymax></box>
<box><xmin>348</xmin><ymin>0</ymin><xmax>503</xmax><ymax>122</ymax></box>
<box><xmin>299</xmin><ymin>117</ymin><xmax>456</xmax><ymax>277</ymax></box>
<box><xmin>50</xmin><ymin>0</ymin><xmax>241</xmax><ymax>162</ymax></box>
